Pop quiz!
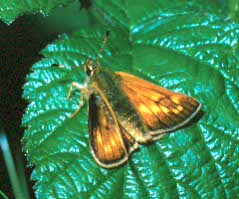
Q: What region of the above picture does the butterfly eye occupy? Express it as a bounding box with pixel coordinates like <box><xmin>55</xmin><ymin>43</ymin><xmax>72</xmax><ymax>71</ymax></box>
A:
<box><xmin>85</xmin><ymin>65</ymin><xmax>93</xmax><ymax>76</ymax></box>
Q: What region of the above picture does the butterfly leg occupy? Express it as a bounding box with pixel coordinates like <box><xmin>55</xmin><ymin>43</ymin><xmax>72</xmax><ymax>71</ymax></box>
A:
<box><xmin>67</xmin><ymin>82</ymin><xmax>88</xmax><ymax>118</ymax></box>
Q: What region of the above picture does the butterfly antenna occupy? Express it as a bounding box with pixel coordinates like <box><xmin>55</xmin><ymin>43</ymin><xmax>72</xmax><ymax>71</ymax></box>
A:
<box><xmin>96</xmin><ymin>31</ymin><xmax>110</xmax><ymax>63</ymax></box>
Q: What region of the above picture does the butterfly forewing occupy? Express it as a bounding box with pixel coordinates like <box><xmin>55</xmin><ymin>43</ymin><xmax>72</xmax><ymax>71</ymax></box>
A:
<box><xmin>88</xmin><ymin>93</ymin><xmax>138</xmax><ymax>168</ymax></box>
<box><xmin>117</xmin><ymin>72</ymin><xmax>201</xmax><ymax>140</ymax></box>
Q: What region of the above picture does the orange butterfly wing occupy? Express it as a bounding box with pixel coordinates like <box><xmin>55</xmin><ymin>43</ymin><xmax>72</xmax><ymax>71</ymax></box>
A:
<box><xmin>88</xmin><ymin>93</ymin><xmax>138</xmax><ymax>168</ymax></box>
<box><xmin>117</xmin><ymin>72</ymin><xmax>202</xmax><ymax>141</ymax></box>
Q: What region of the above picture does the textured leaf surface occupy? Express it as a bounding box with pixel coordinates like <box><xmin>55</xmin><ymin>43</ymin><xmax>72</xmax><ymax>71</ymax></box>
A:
<box><xmin>22</xmin><ymin>0</ymin><xmax>239</xmax><ymax>198</ymax></box>
<box><xmin>0</xmin><ymin>0</ymin><xmax>74</xmax><ymax>24</ymax></box>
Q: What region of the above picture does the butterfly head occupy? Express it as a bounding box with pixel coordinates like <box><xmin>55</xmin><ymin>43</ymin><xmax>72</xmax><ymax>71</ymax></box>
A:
<box><xmin>83</xmin><ymin>31</ymin><xmax>110</xmax><ymax>77</ymax></box>
<box><xmin>84</xmin><ymin>58</ymin><xmax>100</xmax><ymax>76</ymax></box>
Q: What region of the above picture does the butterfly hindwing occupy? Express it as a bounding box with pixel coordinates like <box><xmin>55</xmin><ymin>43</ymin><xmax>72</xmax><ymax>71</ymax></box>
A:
<box><xmin>88</xmin><ymin>93</ymin><xmax>138</xmax><ymax>168</ymax></box>
<box><xmin>117</xmin><ymin>72</ymin><xmax>201</xmax><ymax>140</ymax></box>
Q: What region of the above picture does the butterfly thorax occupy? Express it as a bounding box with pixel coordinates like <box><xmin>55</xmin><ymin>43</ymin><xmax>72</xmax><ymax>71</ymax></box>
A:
<box><xmin>85</xmin><ymin>61</ymin><xmax>150</xmax><ymax>143</ymax></box>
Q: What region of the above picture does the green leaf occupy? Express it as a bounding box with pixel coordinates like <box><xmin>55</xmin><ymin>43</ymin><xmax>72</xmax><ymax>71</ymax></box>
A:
<box><xmin>0</xmin><ymin>0</ymin><xmax>74</xmax><ymax>24</ymax></box>
<box><xmin>23</xmin><ymin>0</ymin><xmax>239</xmax><ymax>198</ymax></box>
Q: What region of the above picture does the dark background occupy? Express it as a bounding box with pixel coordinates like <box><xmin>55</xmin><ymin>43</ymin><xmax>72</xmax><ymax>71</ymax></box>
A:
<box><xmin>0</xmin><ymin>1</ymin><xmax>95</xmax><ymax>197</ymax></box>
<box><xmin>0</xmin><ymin>14</ymin><xmax>59</xmax><ymax>199</ymax></box>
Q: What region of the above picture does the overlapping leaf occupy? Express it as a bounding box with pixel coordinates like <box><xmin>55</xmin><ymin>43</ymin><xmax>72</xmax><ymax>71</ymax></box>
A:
<box><xmin>0</xmin><ymin>0</ymin><xmax>74</xmax><ymax>24</ymax></box>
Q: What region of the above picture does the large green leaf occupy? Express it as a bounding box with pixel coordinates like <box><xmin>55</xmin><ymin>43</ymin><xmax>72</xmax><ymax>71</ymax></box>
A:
<box><xmin>22</xmin><ymin>0</ymin><xmax>239</xmax><ymax>198</ymax></box>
